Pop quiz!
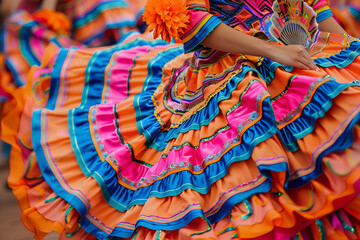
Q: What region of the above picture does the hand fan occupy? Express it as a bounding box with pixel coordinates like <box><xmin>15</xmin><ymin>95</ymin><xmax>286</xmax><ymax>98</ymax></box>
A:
<box><xmin>266</xmin><ymin>0</ymin><xmax>319</xmax><ymax>50</ymax></box>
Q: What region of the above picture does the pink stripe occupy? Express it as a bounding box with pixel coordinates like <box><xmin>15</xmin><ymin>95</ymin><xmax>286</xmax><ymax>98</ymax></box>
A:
<box><xmin>272</xmin><ymin>76</ymin><xmax>318</xmax><ymax>122</ymax></box>
<box><xmin>94</xmin><ymin>81</ymin><xmax>266</xmax><ymax>184</ymax></box>
<box><xmin>182</xmin><ymin>11</ymin><xmax>209</xmax><ymax>37</ymax></box>
<box><xmin>107</xmin><ymin>46</ymin><xmax>150</xmax><ymax>103</ymax></box>
<box><xmin>31</xmin><ymin>28</ymin><xmax>47</xmax><ymax>60</ymax></box>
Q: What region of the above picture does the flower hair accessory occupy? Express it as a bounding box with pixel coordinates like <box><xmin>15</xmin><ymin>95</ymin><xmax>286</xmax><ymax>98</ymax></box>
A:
<box><xmin>143</xmin><ymin>0</ymin><xmax>190</xmax><ymax>43</ymax></box>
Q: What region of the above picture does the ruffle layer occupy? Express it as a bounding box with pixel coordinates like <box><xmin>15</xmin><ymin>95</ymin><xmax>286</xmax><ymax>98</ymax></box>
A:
<box><xmin>1</xmin><ymin>10</ymin><xmax>84</xmax><ymax>88</ymax></box>
<box><xmin>3</xmin><ymin>32</ymin><xmax>360</xmax><ymax>239</ymax></box>
<box><xmin>62</xmin><ymin>0</ymin><xmax>147</xmax><ymax>46</ymax></box>
<box><xmin>0</xmin><ymin>44</ymin><xmax>97</xmax><ymax>239</ymax></box>
<box><xmin>0</xmin><ymin>1</ymin><xmax>146</xmax><ymax>105</ymax></box>
<box><xmin>23</xmin><ymin>35</ymin><xmax>360</xmax><ymax>238</ymax></box>
<box><xmin>130</xmin><ymin>197</ymin><xmax>360</xmax><ymax>239</ymax></box>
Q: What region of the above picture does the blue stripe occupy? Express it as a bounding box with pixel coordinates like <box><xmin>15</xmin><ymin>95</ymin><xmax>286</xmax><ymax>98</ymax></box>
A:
<box><xmin>314</xmin><ymin>41</ymin><xmax>360</xmax><ymax>68</ymax></box>
<box><xmin>32</xmin><ymin>99</ymin><xmax>360</xmax><ymax>239</ymax></box>
<box><xmin>183</xmin><ymin>15</ymin><xmax>222</xmax><ymax>53</ymax></box>
<box><xmin>19</xmin><ymin>21</ymin><xmax>41</xmax><ymax>66</ymax></box>
<box><xmin>278</xmin><ymin>79</ymin><xmax>357</xmax><ymax>151</ymax></box>
<box><xmin>32</xmin><ymin>109</ymin><xmax>89</xmax><ymax>216</ymax></box>
<box><xmin>288</xmin><ymin>110</ymin><xmax>360</xmax><ymax>188</ymax></box>
<box><xmin>72</xmin><ymin>1</ymin><xmax>128</xmax><ymax>28</ymax></box>
<box><xmin>5</xmin><ymin>21</ymin><xmax>43</xmax><ymax>87</ymax></box>
<box><xmin>0</xmin><ymin>26</ymin><xmax>4</xmax><ymax>53</ymax></box>
<box><xmin>316</xmin><ymin>9</ymin><xmax>333</xmax><ymax>22</ymax></box>
<box><xmin>66</xmin><ymin>97</ymin><xmax>277</xmax><ymax>211</ymax></box>
<box><xmin>44</xmin><ymin>98</ymin><xmax>277</xmax><ymax>238</ymax></box>
<box><xmin>80</xmin><ymin>20</ymin><xmax>137</xmax><ymax>45</ymax></box>
<box><xmin>133</xmin><ymin>47</ymin><xmax>183</xmax><ymax>147</ymax></box>
<box><xmin>150</xmin><ymin>66</ymin><xmax>259</xmax><ymax>151</ymax></box>
<box><xmin>258</xmin><ymin>40</ymin><xmax>360</xmax><ymax>84</ymax></box>
<box><xmin>5</xmin><ymin>58</ymin><xmax>25</xmax><ymax>87</ymax></box>
<box><xmin>47</xmin><ymin>49</ymin><xmax>70</xmax><ymax>110</ymax></box>
<box><xmin>349</xmin><ymin>6</ymin><xmax>360</xmax><ymax>21</ymax></box>
<box><xmin>78</xmin><ymin>38</ymin><xmax>171</xmax><ymax>108</ymax></box>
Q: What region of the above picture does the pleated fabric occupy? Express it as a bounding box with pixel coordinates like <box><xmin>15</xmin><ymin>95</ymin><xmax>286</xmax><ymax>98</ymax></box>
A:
<box><xmin>3</xmin><ymin>28</ymin><xmax>360</xmax><ymax>239</ymax></box>
<box><xmin>3</xmin><ymin>0</ymin><xmax>360</xmax><ymax>239</ymax></box>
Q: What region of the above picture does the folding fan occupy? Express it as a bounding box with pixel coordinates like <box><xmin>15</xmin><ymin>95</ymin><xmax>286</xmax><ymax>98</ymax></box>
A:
<box><xmin>266</xmin><ymin>0</ymin><xmax>319</xmax><ymax>50</ymax></box>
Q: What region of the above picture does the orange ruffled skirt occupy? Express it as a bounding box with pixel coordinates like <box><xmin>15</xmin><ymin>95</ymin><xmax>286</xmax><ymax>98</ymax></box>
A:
<box><xmin>3</xmin><ymin>30</ymin><xmax>360</xmax><ymax>239</ymax></box>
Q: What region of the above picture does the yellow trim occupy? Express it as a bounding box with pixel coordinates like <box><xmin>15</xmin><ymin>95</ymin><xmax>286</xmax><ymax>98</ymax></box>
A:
<box><xmin>315</xmin><ymin>6</ymin><xmax>330</xmax><ymax>14</ymax></box>
<box><xmin>183</xmin><ymin>14</ymin><xmax>213</xmax><ymax>43</ymax></box>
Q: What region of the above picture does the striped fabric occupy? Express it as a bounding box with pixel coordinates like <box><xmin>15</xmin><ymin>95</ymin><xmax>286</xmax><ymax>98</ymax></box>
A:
<box><xmin>0</xmin><ymin>0</ymin><xmax>146</xmax><ymax>101</ymax></box>
<box><xmin>311</xmin><ymin>0</ymin><xmax>334</xmax><ymax>22</ymax></box>
<box><xmin>181</xmin><ymin>1</ymin><xmax>222</xmax><ymax>53</ymax></box>
<box><xmin>2</xmin><ymin>1</ymin><xmax>360</xmax><ymax>239</ymax></box>
<box><xmin>18</xmin><ymin>0</ymin><xmax>147</xmax><ymax>45</ymax></box>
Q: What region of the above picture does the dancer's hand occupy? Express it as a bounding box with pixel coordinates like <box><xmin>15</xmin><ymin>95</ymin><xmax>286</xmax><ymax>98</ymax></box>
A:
<box><xmin>201</xmin><ymin>23</ymin><xmax>319</xmax><ymax>71</ymax></box>
<box><xmin>268</xmin><ymin>44</ymin><xmax>319</xmax><ymax>71</ymax></box>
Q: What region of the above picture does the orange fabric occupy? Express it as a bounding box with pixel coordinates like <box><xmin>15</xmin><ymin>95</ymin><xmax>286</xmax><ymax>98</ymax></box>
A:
<box><xmin>2</xmin><ymin>16</ymin><xmax>360</xmax><ymax>240</ymax></box>
<box><xmin>32</xmin><ymin>9</ymin><xmax>71</xmax><ymax>34</ymax></box>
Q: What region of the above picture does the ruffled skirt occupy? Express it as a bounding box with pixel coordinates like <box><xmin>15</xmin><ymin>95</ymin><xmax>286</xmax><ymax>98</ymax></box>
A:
<box><xmin>0</xmin><ymin>0</ymin><xmax>145</xmax><ymax>101</ymax></box>
<box><xmin>3</xmin><ymin>31</ymin><xmax>360</xmax><ymax>239</ymax></box>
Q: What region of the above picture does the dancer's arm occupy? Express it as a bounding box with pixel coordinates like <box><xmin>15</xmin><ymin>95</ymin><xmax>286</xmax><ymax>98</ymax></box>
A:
<box><xmin>318</xmin><ymin>16</ymin><xmax>347</xmax><ymax>35</ymax></box>
<box><xmin>308</xmin><ymin>0</ymin><xmax>347</xmax><ymax>35</ymax></box>
<box><xmin>144</xmin><ymin>0</ymin><xmax>317</xmax><ymax>70</ymax></box>
<box><xmin>0</xmin><ymin>0</ymin><xmax>21</xmax><ymax>18</ymax></box>
<box><xmin>202</xmin><ymin>22</ymin><xmax>318</xmax><ymax>70</ymax></box>
<box><xmin>41</xmin><ymin>0</ymin><xmax>58</xmax><ymax>11</ymax></box>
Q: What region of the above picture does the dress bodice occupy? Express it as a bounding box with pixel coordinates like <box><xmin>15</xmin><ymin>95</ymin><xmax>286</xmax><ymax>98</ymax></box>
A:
<box><xmin>208</xmin><ymin>0</ymin><xmax>273</xmax><ymax>31</ymax></box>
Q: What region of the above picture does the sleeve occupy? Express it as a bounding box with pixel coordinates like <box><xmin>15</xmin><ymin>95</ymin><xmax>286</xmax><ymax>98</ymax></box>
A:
<box><xmin>180</xmin><ymin>0</ymin><xmax>222</xmax><ymax>53</ymax></box>
<box><xmin>307</xmin><ymin>0</ymin><xmax>333</xmax><ymax>22</ymax></box>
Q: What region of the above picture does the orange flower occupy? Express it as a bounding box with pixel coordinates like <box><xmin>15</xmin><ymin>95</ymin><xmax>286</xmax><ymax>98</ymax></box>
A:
<box><xmin>143</xmin><ymin>0</ymin><xmax>190</xmax><ymax>43</ymax></box>
<box><xmin>32</xmin><ymin>9</ymin><xmax>72</xmax><ymax>34</ymax></box>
